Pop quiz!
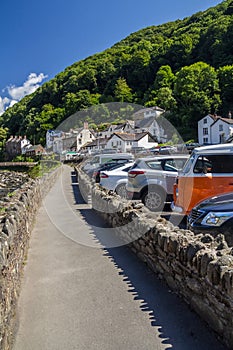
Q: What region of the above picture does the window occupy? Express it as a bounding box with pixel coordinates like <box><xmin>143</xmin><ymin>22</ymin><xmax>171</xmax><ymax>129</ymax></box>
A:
<box><xmin>219</xmin><ymin>125</ymin><xmax>223</xmax><ymax>131</ymax></box>
<box><xmin>146</xmin><ymin>161</ymin><xmax>163</xmax><ymax>170</ymax></box>
<box><xmin>164</xmin><ymin>158</ymin><xmax>187</xmax><ymax>171</ymax></box>
<box><xmin>79</xmin><ymin>139</ymin><xmax>82</xmax><ymax>144</ymax></box>
<box><xmin>122</xmin><ymin>166</ymin><xmax>132</xmax><ymax>172</ymax></box>
<box><xmin>203</xmin><ymin>137</ymin><xmax>208</xmax><ymax>143</ymax></box>
<box><xmin>90</xmin><ymin>133</ymin><xmax>92</xmax><ymax>138</ymax></box>
<box><xmin>194</xmin><ymin>156</ymin><xmax>212</xmax><ymax>174</ymax></box>
<box><xmin>194</xmin><ymin>155</ymin><xmax>233</xmax><ymax>173</ymax></box>
<box><xmin>204</xmin><ymin>118</ymin><xmax>207</xmax><ymax>124</ymax></box>
<box><xmin>203</xmin><ymin>128</ymin><xmax>208</xmax><ymax>135</ymax></box>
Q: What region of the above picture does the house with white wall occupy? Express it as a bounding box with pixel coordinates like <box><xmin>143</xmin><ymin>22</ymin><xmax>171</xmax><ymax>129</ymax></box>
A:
<box><xmin>96</xmin><ymin>120</ymin><xmax>135</xmax><ymax>139</ymax></box>
<box><xmin>198</xmin><ymin>114</ymin><xmax>216</xmax><ymax>144</ymax></box>
<box><xmin>198</xmin><ymin>114</ymin><xmax>233</xmax><ymax>144</ymax></box>
<box><xmin>135</xmin><ymin>116</ymin><xmax>167</xmax><ymax>142</ymax></box>
<box><xmin>50</xmin><ymin>122</ymin><xmax>96</xmax><ymax>154</ymax></box>
<box><xmin>133</xmin><ymin>106</ymin><xmax>165</xmax><ymax>120</ymax></box>
<box><xmin>46</xmin><ymin>130</ymin><xmax>64</xmax><ymax>149</ymax></box>
<box><xmin>106</xmin><ymin>132</ymin><xmax>157</xmax><ymax>153</ymax></box>
<box><xmin>75</xmin><ymin>122</ymin><xmax>96</xmax><ymax>151</ymax></box>
<box><xmin>81</xmin><ymin>137</ymin><xmax>109</xmax><ymax>154</ymax></box>
<box><xmin>211</xmin><ymin>117</ymin><xmax>233</xmax><ymax>144</ymax></box>
<box><xmin>5</xmin><ymin>135</ymin><xmax>31</xmax><ymax>160</ymax></box>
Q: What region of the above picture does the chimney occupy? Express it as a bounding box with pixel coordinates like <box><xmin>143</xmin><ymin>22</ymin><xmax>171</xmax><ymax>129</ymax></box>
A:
<box><xmin>228</xmin><ymin>111</ymin><xmax>232</xmax><ymax>119</ymax></box>
<box><xmin>83</xmin><ymin>121</ymin><xmax>88</xmax><ymax>129</ymax></box>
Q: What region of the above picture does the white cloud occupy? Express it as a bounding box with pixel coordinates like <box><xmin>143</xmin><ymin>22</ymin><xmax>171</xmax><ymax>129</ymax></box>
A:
<box><xmin>7</xmin><ymin>73</ymin><xmax>48</xmax><ymax>100</ymax></box>
<box><xmin>0</xmin><ymin>96</ymin><xmax>10</xmax><ymax>115</ymax></box>
<box><xmin>0</xmin><ymin>72</ymin><xmax>48</xmax><ymax>115</ymax></box>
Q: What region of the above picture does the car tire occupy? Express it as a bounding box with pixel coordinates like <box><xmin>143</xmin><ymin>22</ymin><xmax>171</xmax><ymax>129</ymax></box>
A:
<box><xmin>115</xmin><ymin>184</ymin><xmax>127</xmax><ymax>199</ymax></box>
<box><xmin>141</xmin><ymin>187</ymin><xmax>166</xmax><ymax>212</ymax></box>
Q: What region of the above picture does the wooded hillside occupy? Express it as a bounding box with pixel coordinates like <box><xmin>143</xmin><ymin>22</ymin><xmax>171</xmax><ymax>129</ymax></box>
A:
<box><xmin>1</xmin><ymin>0</ymin><xmax>233</xmax><ymax>144</ymax></box>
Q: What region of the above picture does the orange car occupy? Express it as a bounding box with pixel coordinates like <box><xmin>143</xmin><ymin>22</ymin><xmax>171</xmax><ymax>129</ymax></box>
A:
<box><xmin>171</xmin><ymin>144</ymin><xmax>233</xmax><ymax>215</ymax></box>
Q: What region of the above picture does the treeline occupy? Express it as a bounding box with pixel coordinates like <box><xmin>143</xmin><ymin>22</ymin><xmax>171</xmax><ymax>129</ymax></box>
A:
<box><xmin>1</xmin><ymin>0</ymin><xmax>233</xmax><ymax>145</ymax></box>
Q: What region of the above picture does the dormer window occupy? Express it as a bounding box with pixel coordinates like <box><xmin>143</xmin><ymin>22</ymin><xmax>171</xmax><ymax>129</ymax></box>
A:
<box><xmin>204</xmin><ymin>118</ymin><xmax>207</xmax><ymax>124</ymax></box>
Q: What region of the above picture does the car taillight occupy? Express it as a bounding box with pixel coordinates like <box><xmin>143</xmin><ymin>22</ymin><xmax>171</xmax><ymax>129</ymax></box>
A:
<box><xmin>128</xmin><ymin>170</ymin><xmax>145</xmax><ymax>178</ymax></box>
<box><xmin>100</xmin><ymin>173</ymin><xmax>109</xmax><ymax>178</ymax></box>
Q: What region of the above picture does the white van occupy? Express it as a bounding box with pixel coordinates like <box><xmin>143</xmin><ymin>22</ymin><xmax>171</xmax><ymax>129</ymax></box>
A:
<box><xmin>172</xmin><ymin>143</ymin><xmax>233</xmax><ymax>214</ymax></box>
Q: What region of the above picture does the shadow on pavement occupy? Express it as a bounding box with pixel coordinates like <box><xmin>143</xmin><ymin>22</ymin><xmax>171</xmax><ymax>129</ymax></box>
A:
<box><xmin>71</xmin><ymin>170</ymin><xmax>226</xmax><ymax>350</ymax></box>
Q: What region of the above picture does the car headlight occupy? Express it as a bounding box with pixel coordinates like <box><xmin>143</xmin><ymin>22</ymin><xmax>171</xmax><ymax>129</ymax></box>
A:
<box><xmin>201</xmin><ymin>211</ymin><xmax>233</xmax><ymax>227</ymax></box>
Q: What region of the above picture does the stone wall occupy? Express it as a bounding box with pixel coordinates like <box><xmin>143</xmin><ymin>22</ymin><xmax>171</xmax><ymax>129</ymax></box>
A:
<box><xmin>0</xmin><ymin>167</ymin><xmax>61</xmax><ymax>350</ymax></box>
<box><xmin>78</xmin><ymin>168</ymin><xmax>233</xmax><ymax>349</ymax></box>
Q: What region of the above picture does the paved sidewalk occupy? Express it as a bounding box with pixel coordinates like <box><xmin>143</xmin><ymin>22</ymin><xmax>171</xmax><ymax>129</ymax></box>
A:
<box><xmin>13</xmin><ymin>165</ymin><xmax>226</xmax><ymax>350</ymax></box>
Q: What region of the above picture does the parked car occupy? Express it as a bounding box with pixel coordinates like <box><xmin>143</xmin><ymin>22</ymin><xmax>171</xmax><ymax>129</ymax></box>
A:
<box><xmin>89</xmin><ymin>159</ymin><xmax>131</xmax><ymax>183</ymax></box>
<box><xmin>82</xmin><ymin>153</ymin><xmax>134</xmax><ymax>172</ymax></box>
<box><xmin>99</xmin><ymin>162</ymin><xmax>134</xmax><ymax>197</ymax></box>
<box><xmin>172</xmin><ymin>143</ymin><xmax>233</xmax><ymax>215</ymax></box>
<box><xmin>185</xmin><ymin>142</ymin><xmax>200</xmax><ymax>153</ymax></box>
<box><xmin>126</xmin><ymin>155</ymin><xmax>189</xmax><ymax>211</ymax></box>
<box><xmin>187</xmin><ymin>192</ymin><xmax>233</xmax><ymax>239</ymax></box>
<box><xmin>159</xmin><ymin>145</ymin><xmax>177</xmax><ymax>154</ymax></box>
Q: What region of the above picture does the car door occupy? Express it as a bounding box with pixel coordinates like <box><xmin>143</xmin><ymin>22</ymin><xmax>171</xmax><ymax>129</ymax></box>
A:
<box><xmin>162</xmin><ymin>159</ymin><xmax>179</xmax><ymax>194</ymax></box>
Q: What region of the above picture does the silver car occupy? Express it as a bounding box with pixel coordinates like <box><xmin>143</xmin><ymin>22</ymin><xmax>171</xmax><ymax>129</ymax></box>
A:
<box><xmin>126</xmin><ymin>155</ymin><xmax>189</xmax><ymax>211</ymax></box>
<box><xmin>100</xmin><ymin>162</ymin><xmax>134</xmax><ymax>198</ymax></box>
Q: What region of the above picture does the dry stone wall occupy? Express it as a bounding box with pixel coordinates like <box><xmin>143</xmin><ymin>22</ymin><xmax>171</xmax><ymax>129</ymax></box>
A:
<box><xmin>0</xmin><ymin>167</ymin><xmax>61</xmax><ymax>350</ymax></box>
<box><xmin>78</xmin><ymin>168</ymin><xmax>233</xmax><ymax>349</ymax></box>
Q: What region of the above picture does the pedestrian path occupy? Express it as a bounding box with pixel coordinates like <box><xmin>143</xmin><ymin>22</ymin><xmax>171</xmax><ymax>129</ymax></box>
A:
<box><xmin>13</xmin><ymin>165</ymin><xmax>226</xmax><ymax>350</ymax></box>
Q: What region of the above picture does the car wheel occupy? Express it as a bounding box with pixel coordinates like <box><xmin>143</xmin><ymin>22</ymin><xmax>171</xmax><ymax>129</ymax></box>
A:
<box><xmin>142</xmin><ymin>187</ymin><xmax>165</xmax><ymax>212</ymax></box>
<box><xmin>115</xmin><ymin>184</ymin><xmax>127</xmax><ymax>199</ymax></box>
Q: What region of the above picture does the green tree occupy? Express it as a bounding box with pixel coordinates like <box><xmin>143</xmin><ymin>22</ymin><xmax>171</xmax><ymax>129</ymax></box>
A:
<box><xmin>114</xmin><ymin>78</ymin><xmax>133</xmax><ymax>102</ymax></box>
<box><xmin>218</xmin><ymin>65</ymin><xmax>233</xmax><ymax>116</ymax></box>
<box><xmin>174</xmin><ymin>62</ymin><xmax>221</xmax><ymax>127</ymax></box>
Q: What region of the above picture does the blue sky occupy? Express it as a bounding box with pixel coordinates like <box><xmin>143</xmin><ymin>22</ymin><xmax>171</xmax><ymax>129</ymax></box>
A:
<box><xmin>0</xmin><ymin>0</ymin><xmax>221</xmax><ymax>114</ymax></box>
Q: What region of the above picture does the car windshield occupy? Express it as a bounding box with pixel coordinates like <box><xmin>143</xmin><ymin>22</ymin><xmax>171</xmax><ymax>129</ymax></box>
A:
<box><xmin>182</xmin><ymin>154</ymin><xmax>195</xmax><ymax>174</ymax></box>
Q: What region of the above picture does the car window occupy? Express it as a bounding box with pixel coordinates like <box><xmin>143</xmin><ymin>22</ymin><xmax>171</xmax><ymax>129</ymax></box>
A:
<box><xmin>122</xmin><ymin>166</ymin><xmax>132</xmax><ymax>172</ymax></box>
<box><xmin>207</xmin><ymin>155</ymin><xmax>233</xmax><ymax>173</ymax></box>
<box><xmin>172</xmin><ymin>158</ymin><xmax>188</xmax><ymax>171</ymax></box>
<box><xmin>183</xmin><ymin>154</ymin><xmax>195</xmax><ymax>174</ymax></box>
<box><xmin>163</xmin><ymin>159</ymin><xmax>187</xmax><ymax>171</ymax></box>
<box><xmin>163</xmin><ymin>162</ymin><xmax>177</xmax><ymax>172</ymax></box>
<box><xmin>193</xmin><ymin>155</ymin><xmax>233</xmax><ymax>174</ymax></box>
<box><xmin>146</xmin><ymin>161</ymin><xmax>163</xmax><ymax>170</ymax></box>
<box><xmin>194</xmin><ymin>156</ymin><xmax>212</xmax><ymax>173</ymax></box>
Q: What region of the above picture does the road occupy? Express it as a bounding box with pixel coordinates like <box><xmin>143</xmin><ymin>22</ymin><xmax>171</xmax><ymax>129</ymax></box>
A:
<box><xmin>12</xmin><ymin>165</ymin><xmax>226</xmax><ymax>350</ymax></box>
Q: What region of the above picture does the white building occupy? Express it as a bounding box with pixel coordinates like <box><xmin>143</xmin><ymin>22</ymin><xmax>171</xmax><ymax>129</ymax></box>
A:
<box><xmin>134</xmin><ymin>117</ymin><xmax>167</xmax><ymax>142</ymax></box>
<box><xmin>96</xmin><ymin>120</ymin><xmax>135</xmax><ymax>139</ymax></box>
<box><xmin>198</xmin><ymin>114</ymin><xmax>233</xmax><ymax>144</ymax></box>
<box><xmin>46</xmin><ymin>130</ymin><xmax>64</xmax><ymax>149</ymax></box>
<box><xmin>133</xmin><ymin>106</ymin><xmax>165</xmax><ymax>120</ymax></box>
<box><xmin>50</xmin><ymin>122</ymin><xmax>96</xmax><ymax>154</ymax></box>
<box><xmin>211</xmin><ymin>117</ymin><xmax>233</xmax><ymax>144</ymax></box>
<box><xmin>106</xmin><ymin>132</ymin><xmax>158</xmax><ymax>153</ymax></box>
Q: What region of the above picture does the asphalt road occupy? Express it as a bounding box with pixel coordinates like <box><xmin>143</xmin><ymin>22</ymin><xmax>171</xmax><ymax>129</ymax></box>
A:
<box><xmin>12</xmin><ymin>165</ymin><xmax>227</xmax><ymax>350</ymax></box>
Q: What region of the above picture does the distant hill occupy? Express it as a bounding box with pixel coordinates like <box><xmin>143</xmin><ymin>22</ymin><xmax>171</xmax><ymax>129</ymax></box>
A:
<box><xmin>1</xmin><ymin>0</ymin><xmax>233</xmax><ymax>144</ymax></box>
